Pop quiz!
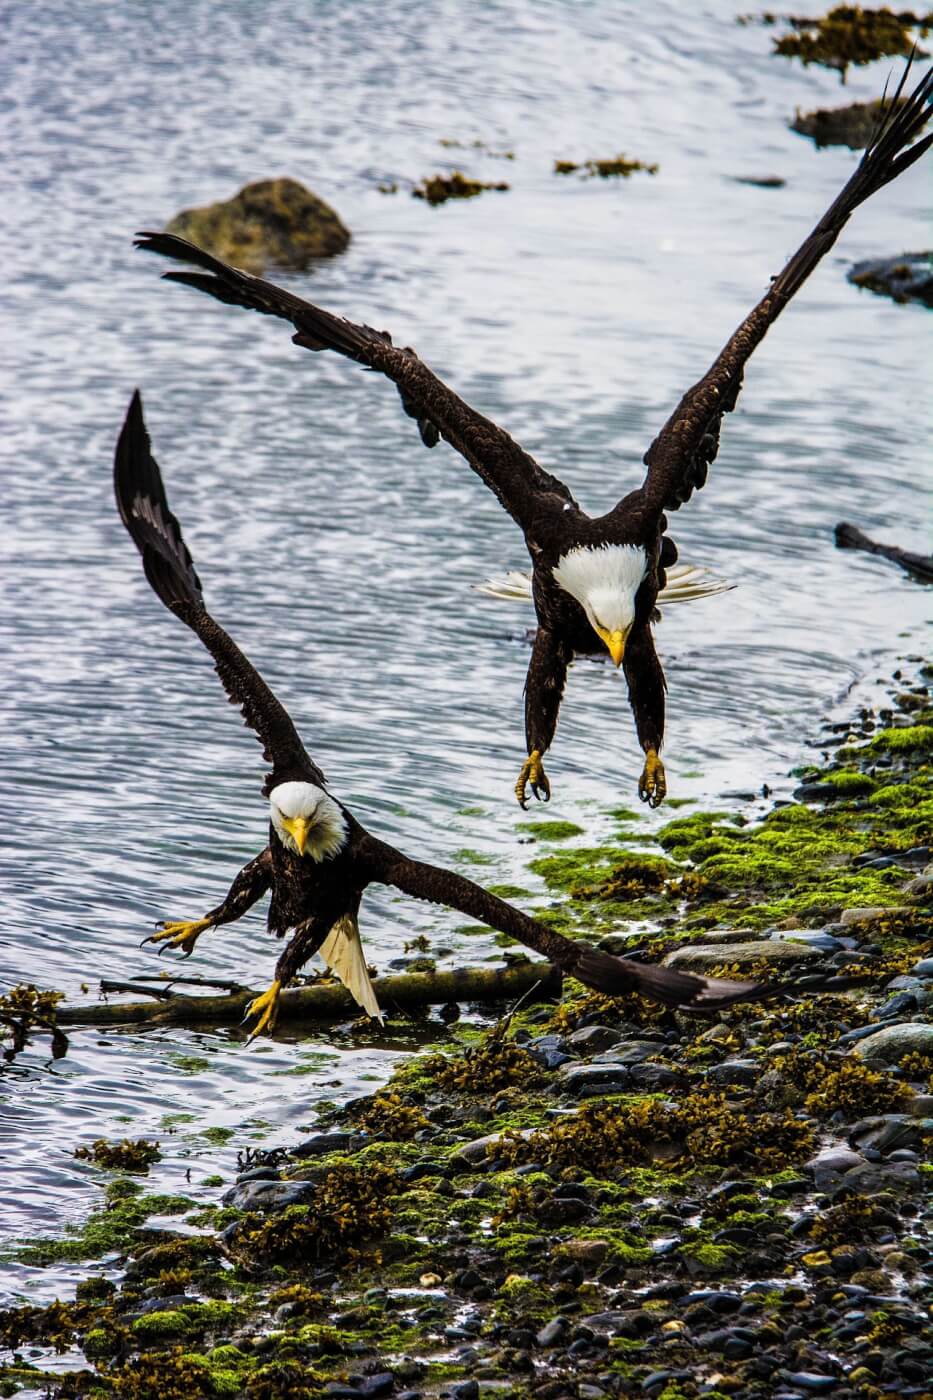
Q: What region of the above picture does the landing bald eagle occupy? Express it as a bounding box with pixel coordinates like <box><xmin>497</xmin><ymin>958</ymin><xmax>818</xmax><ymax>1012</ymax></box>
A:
<box><xmin>136</xmin><ymin>64</ymin><xmax>933</xmax><ymax>810</ymax></box>
<box><xmin>115</xmin><ymin>392</ymin><xmax>765</xmax><ymax>1036</ymax></box>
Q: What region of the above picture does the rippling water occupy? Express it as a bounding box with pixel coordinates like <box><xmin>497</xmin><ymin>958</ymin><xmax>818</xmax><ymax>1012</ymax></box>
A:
<box><xmin>1</xmin><ymin>0</ymin><xmax>930</xmax><ymax>1299</ymax></box>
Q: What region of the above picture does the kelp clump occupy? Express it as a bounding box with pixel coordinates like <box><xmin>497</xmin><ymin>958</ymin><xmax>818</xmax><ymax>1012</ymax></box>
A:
<box><xmin>74</xmin><ymin>1137</ymin><xmax>162</xmax><ymax>1172</ymax></box>
<box><xmin>109</xmin><ymin>1348</ymin><xmax>222</xmax><ymax>1399</ymax></box>
<box><xmin>413</xmin><ymin>172</ymin><xmax>510</xmax><ymax>205</ymax></box>
<box><xmin>554</xmin><ymin>154</ymin><xmax>659</xmax><ymax>178</ymax></box>
<box><xmin>0</xmin><ymin>982</ymin><xmax>67</xmax><ymax>1062</ymax></box>
<box><xmin>499</xmin><ymin>1091</ymin><xmax>814</xmax><ymax>1173</ymax></box>
<box><xmin>421</xmin><ymin>1034</ymin><xmax>543</xmax><ymax>1093</ymax></box>
<box><xmin>354</xmin><ymin>1091</ymin><xmax>430</xmax><ymax>1141</ymax></box>
<box><xmin>769</xmin><ymin>1047</ymin><xmax>911</xmax><ymax>1118</ymax></box>
<box><xmin>225</xmin><ymin>1161</ymin><xmax>401</xmax><ymax>1268</ymax></box>
<box><xmin>771</xmin><ymin>7</ymin><xmax>931</xmax><ymax>81</ymax></box>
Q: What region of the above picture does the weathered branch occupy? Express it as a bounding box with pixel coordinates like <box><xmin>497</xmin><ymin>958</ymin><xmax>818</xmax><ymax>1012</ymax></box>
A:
<box><xmin>835</xmin><ymin>522</ymin><xmax>933</xmax><ymax>582</ymax></box>
<box><xmin>56</xmin><ymin>961</ymin><xmax>562</xmax><ymax>1030</ymax></box>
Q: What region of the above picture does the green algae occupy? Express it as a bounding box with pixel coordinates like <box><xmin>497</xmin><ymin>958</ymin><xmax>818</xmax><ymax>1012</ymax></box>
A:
<box><xmin>200</xmin><ymin>1126</ymin><xmax>236</xmax><ymax>1145</ymax></box>
<box><xmin>7</xmin><ymin>1191</ymin><xmax>195</xmax><ymax>1265</ymax></box>
<box><xmin>486</xmin><ymin>882</ymin><xmax>530</xmax><ymax>898</ymax></box>
<box><xmin>131</xmin><ymin>1301</ymin><xmax>239</xmax><ymax>1342</ymax></box>
<box><xmin>516</xmin><ymin>819</ymin><xmax>584</xmax><ymax>840</ymax></box>
<box><xmin>169</xmin><ymin>1054</ymin><xmax>212</xmax><ymax>1074</ymax></box>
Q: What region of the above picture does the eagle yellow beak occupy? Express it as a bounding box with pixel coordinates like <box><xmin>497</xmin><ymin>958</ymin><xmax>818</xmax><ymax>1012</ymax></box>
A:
<box><xmin>282</xmin><ymin>815</ymin><xmax>311</xmax><ymax>856</ymax></box>
<box><xmin>596</xmin><ymin>626</ymin><xmax>627</xmax><ymax>667</ymax></box>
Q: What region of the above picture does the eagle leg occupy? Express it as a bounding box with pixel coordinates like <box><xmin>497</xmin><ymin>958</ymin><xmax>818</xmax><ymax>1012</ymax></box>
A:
<box><xmin>242</xmin><ymin>978</ymin><xmax>282</xmax><ymax>1043</ymax></box>
<box><xmin>638</xmin><ymin>749</ymin><xmax>667</xmax><ymax>809</ymax></box>
<box><xmin>142</xmin><ymin>916</ymin><xmax>214</xmax><ymax>957</ymax></box>
<box><xmin>515</xmin><ymin>749</ymin><xmax>551</xmax><ymax>808</ymax></box>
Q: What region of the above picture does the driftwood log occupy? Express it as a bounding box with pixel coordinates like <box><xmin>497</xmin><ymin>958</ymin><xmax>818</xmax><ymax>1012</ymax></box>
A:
<box><xmin>835</xmin><ymin>522</ymin><xmax>933</xmax><ymax>582</ymax></box>
<box><xmin>56</xmin><ymin>961</ymin><xmax>563</xmax><ymax>1030</ymax></box>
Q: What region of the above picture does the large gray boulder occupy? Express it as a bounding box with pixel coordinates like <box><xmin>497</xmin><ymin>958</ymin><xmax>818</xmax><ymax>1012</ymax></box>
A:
<box><xmin>663</xmin><ymin>940</ymin><xmax>821</xmax><ymax>972</ymax></box>
<box><xmin>850</xmin><ymin>1022</ymin><xmax>933</xmax><ymax>1064</ymax></box>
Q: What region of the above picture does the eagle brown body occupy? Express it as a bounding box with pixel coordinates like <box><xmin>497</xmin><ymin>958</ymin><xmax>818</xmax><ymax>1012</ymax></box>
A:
<box><xmin>115</xmin><ymin>392</ymin><xmax>774</xmax><ymax>1034</ymax></box>
<box><xmin>135</xmin><ymin>63</ymin><xmax>933</xmax><ymax>811</ymax></box>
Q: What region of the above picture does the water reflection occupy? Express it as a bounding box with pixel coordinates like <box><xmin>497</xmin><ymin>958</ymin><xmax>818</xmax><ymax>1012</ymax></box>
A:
<box><xmin>1</xmin><ymin>0</ymin><xmax>929</xmax><ymax>1287</ymax></box>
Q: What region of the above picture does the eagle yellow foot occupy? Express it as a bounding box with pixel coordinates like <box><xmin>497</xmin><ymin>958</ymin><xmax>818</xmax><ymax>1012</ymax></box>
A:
<box><xmin>142</xmin><ymin>917</ymin><xmax>213</xmax><ymax>957</ymax></box>
<box><xmin>515</xmin><ymin>749</ymin><xmax>551</xmax><ymax>808</ymax></box>
<box><xmin>242</xmin><ymin>979</ymin><xmax>282</xmax><ymax>1043</ymax></box>
<box><xmin>638</xmin><ymin>749</ymin><xmax>667</xmax><ymax>809</ymax></box>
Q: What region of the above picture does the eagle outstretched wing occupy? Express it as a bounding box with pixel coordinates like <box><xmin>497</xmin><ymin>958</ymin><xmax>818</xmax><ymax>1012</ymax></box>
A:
<box><xmin>135</xmin><ymin>231</ymin><xmax>577</xmax><ymax>528</ymax></box>
<box><xmin>633</xmin><ymin>62</ymin><xmax>933</xmax><ymax>519</ymax></box>
<box><xmin>114</xmin><ymin>390</ymin><xmax>326</xmax><ymax>795</ymax></box>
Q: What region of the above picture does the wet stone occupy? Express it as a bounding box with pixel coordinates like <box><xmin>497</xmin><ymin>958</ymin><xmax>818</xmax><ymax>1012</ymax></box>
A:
<box><xmin>872</xmin><ymin>992</ymin><xmax>919</xmax><ymax>1020</ymax></box>
<box><xmin>630</xmin><ymin>1061</ymin><xmax>689</xmax><ymax>1090</ymax></box>
<box><xmin>706</xmin><ymin>1058</ymin><xmax>760</xmax><ymax>1087</ymax></box>
<box><xmin>236</xmin><ymin>1165</ymin><xmax>281</xmax><ymax>1183</ymax></box>
<box><xmin>446</xmin><ymin>1383</ymin><xmax>479</xmax><ymax>1400</ymax></box>
<box><xmin>292</xmin><ymin>1131</ymin><xmax>359</xmax><ymax>1157</ymax></box>
<box><xmin>768</xmin><ymin>929</ymin><xmax>844</xmax><ymax>952</ymax></box>
<box><xmin>664</xmin><ymin>939</ymin><xmax>821</xmax><ymax>971</ymax></box>
<box><xmin>567</xmin><ymin>1024</ymin><xmax>624</xmax><ymax>1055</ymax></box>
<box><xmin>849</xmin><ymin>1115</ymin><xmax>920</xmax><ymax>1153</ymax></box>
<box><xmin>804</xmin><ymin>1147</ymin><xmax>866</xmax><ymax>1187</ymax></box>
<box><xmin>222</xmin><ymin>1178</ymin><xmax>315</xmax><ymax>1210</ymax></box>
<box><xmin>780</xmin><ymin>1374</ymin><xmax>839</xmax><ymax>1393</ymax></box>
<box><xmin>607</xmin><ymin>1039</ymin><xmax>672</xmax><ymax>1064</ymax></box>
<box><xmin>851</xmin><ymin>1023</ymin><xmax>933</xmax><ymax>1064</ymax></box>
<box><xmin>537</xmin><ymin>1317</ymin><xmax>570</xmax><ymax>1347</ymax></box>
<box><xmin>559</xmin><ymin>1063</ymin><xmax>632</xmax><ymax>1096</ymax></box>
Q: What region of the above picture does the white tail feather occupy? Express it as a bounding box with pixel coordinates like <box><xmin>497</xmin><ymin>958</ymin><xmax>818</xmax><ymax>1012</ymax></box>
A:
<box><xmin>475</xmin><ymin>561</ymin><xmax>734</xmax><ymax>608</ymax></box>
<box><xmin>318</xmin><ymin>915</ymin><xmax>384</xmax><ymax>1023</ymax></box>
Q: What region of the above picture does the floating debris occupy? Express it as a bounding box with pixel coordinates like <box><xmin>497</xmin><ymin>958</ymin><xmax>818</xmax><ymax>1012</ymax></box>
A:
<box><xmin>0</xmin><ymin>982</ymin><xmax>67</xmax><ymax>1063</ymax></box>
<box><xmin>439</xmin><ymin>137</ymin><xmax>515</xmax><ymax>159</ymax></box>
<box><xmin>554</xmin><ymin>153</ymin><xmax>659</xmax><ymax>178</ymax></box>
<box><xmin>412</xmin><ymin>171</ymin><xmax>510</xmax><ymax>205</ymax></box>
<box><xmin>74</xmin><ymin>1138</ymin><xmax>162</xmax><ymax>1172</ymax></box>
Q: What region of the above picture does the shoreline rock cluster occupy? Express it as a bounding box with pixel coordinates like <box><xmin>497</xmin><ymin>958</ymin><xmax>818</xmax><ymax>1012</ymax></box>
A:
<box><xmin>1</xmin><ymin>665</ymin><xmax>930</xmax><ymax>1399</ymax></box>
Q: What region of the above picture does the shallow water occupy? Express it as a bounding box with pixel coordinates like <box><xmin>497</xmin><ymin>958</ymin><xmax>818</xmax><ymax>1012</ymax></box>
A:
<box><xmin>0</xmin><ymin>0</ymin><xmax>930</xmax><ymax>1299</ymax></box>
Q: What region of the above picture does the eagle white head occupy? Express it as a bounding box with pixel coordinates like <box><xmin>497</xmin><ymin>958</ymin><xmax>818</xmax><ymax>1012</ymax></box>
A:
<box><xmin>269</xmin><ymin>781</ymin><xmax>348</xmax><ymax>861</ymax></box>
<box><xmin>552</xmin><ymin>544</ymin><xmax>647</xmax><ymax>666</ymax></box>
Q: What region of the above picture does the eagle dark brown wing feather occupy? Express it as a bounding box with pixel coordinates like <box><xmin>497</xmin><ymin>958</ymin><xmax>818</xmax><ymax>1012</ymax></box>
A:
<box><xmin>634</xmin><ymin>61</ymin><xmax>933</xmax><ymax>520</ymax></box>
<box><xmin>134</xmin><ymin>231</ymin><xmax>577</xmax><ymax>527</ymax></box>
<box><xmin>114</xmin><ymin>390</ymin><xmax>326</xmax><ymax>795</ymax></box>
<box><xmin>372</xmin><ymin>847</ymin><xmax>763</xmax><ymax>1010</ymax></box>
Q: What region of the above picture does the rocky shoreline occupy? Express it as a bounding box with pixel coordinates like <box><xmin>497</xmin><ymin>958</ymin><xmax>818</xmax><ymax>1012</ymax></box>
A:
<box><xmin>1</xmin><ymin>665</ymin><xmax>930</xmax><ymax>1400</ymax></box>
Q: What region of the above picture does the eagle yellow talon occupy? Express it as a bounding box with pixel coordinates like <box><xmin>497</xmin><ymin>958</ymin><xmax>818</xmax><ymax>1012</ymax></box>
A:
<box><xmin>243</xmin><ymin>979</ymin><xmax>282</xmax><ymax>1042</ymax></box>
<box><xmin>143</xmin><ymin>917</ymin><xmax>213</xmax><ymax>956</ymax></box>
<box><xmin>638</xmin><ymin>749</ymin><xmax>667</xmax><ymax>809</ymax></box>
<box><xmin>515</xmin><ymin>750</ymin><xmax>551</xmax><ymax>808</ymax></box>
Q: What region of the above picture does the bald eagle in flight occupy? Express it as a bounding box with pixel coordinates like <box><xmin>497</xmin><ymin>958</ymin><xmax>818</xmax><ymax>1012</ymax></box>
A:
<box><xmin>136</xmin><ymin>64</ymin><xmax>933</xmax><ymax>811</ymax></box>
<box><xmin>115</xmin><ymin>392</ymin><xmax>768</xmax><ymax>1037</ymax></box>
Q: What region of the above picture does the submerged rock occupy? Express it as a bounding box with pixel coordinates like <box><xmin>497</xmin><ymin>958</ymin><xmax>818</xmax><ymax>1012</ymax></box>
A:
<box><xmin>791</xmin><ymin>97</ymin><xmax>918</xmax><ymax>149</ymax></box>
<box><xmin>848</xmin><ymin>252</ymin><xmax>933</xmax><ymax>308</ymax></box>
<box><xmin>165</xmin><ymin>177</ymin><xmax>350</xmax><ymax>273</ymax></box>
